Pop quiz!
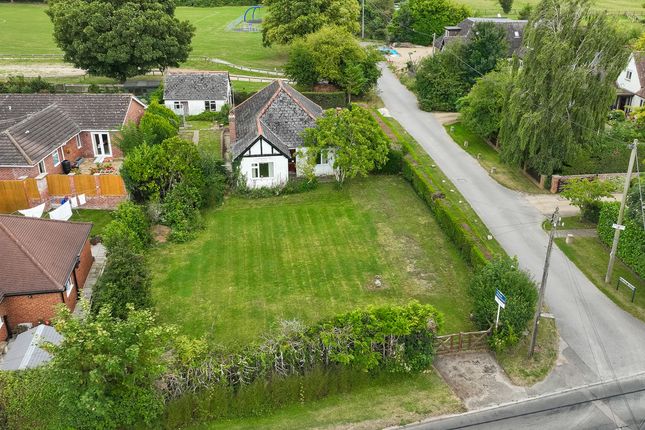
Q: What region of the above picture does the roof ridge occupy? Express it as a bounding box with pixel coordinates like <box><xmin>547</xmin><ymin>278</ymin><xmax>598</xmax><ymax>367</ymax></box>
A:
<box><xmin>2</xmin><ymin>130</ymin><xmax>32</xmax><ymax>165</ymax></box>
<box><xmin>280</xmin><ymin>83</ymin><xmax>320</xmax><ymax>120</ymax></box>
<box><xmin>0</xmin><ymin>220</ymin><xmax>61</xmax><ymax>290</ymax></box>
<box><xmin>232</xmin><ymin>80</ymin><xmax>279</xmax><ymax>112</ymax></box>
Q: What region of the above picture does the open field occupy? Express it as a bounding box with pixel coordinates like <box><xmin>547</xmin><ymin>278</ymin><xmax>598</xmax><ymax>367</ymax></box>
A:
<box><xmin>0</xmin><ymin>4</ymin><xmax>286</xmax><ymax>69</ymax></box>
<box><xmin>556</xmin><ymin>237</ymin><xmax>645</xmax><ymax>323</ymax></box>
<box><xmin>445</xmin><ymin>123</ymin><xmax>546</xmax><ymax>195</ymax></box>
<box><xmin>192</xmin><ymin>371</ymin><xmax>463</xmax><ymax>430</ymax></box>
<box><xmin>455</xmin><ymin>0</ymin><xmax>645</xmax><ymax>14</ymax></box>
<box><xmin>150</xmin><ymin>176</ymin><xmax>474</xmax><ymax>347</ymax></box>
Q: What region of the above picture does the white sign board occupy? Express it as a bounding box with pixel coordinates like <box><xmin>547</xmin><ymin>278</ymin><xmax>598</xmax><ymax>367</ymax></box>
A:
<box><xmin>495</xmin><ymin>289</ymin><xmax>507</xmax><ymax>309</ymax></box>
<box><xmin>612</xmin><ymin>223</ymin><xmax>626</xmax><ymax>231</ymax></box>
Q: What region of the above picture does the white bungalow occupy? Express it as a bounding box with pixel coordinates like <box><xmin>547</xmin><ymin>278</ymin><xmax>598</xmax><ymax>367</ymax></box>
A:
<box><xmin>163</xmin><ymin>72</ymin><xmax>232</xmax><ymax>116</ymax></box>
<box><xmin>615</xmin><ymin>52</ymin><xmax>645</xmax><ymax>112</ymax></box>
<box><xmin>229</xmin><ymin>80</ymin><xmax>335</xmax><ymax>188</ymax></box>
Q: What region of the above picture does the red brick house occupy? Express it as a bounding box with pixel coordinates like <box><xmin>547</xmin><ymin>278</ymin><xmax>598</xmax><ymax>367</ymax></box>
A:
<box><xmin>0</xmin><ymin>94</ymin><xmax>146</xmax><ymax>180</ymax></box>
<box><xmin>0</xmin><ymin>215</ymin><xmax>93</xmax><ymax>341</ymax></box>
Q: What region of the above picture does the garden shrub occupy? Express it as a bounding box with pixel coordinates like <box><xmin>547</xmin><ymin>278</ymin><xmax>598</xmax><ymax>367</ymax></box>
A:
<box><xmin>375</xmin><ymin>148</ymin><xmax>404</xmax><ymax>174</ymax></box>
<box><xmin>161</xmin><ymin>182</ymin><xmax>204</xmax><ymax>243</ymax></box>
<box><xmin>146</xmin><ymin>101</ymin><xmax>181</xmax><ymax>130</ymax></box>
<box><xmin>115</xmin><ymin>121</ymin><xmax>146</xmax><ymax>155</ymax></box>
<box><xmin>235</xmin><ymin>178</ymin><xmax>318</xmax><ymax>199</ymax></box>
<box><xmin>199</xmin><ymin>153</ymin><xmax>228</xmax><ymax>207</ymax></box>
<box><xmin>160</xmin><ymin>302</ymin><xmax>443</xmax><ymax>427</ymax></box>
<box><xmin>140</xmin><ymin>113</ymin><xmax>178</xmax><ymax>146</ymax></box>
<box><xmin>174</xmin><ymin>0</ymin><xmax>255</xmax><ymax>5</ymax></box>
<box><xmin>102</xmin><ymin>218</ymin><xmax>146</xmax><ymax>254</ymax></box>
<box><xmin>0</xmin><ymin>368</ymin><xmax>58</xmax><ymax>429</ymax></box>
<box><xmin>561</xmin><ymin>178</ymin><xmax>615</xmax><ymax>223</ymax></box>
<box><xmin>0</xmin><ymin>76</ymin><xmax>55</xmax><ymax>93</ymax></box>
<box><xmin>112</xmin><ymin>201</ymin><xmax>152</xmax><ymax>247</ymax></box>
<box><xmin>468</xmin><ymin>257</ymin><xmax>538</xmax><ymax>351</ymax></box>
<box><xmin>597</xmin><ymin>203</ymin><xmax>645</xmax><ymax>277</ymax></box>
<box><xmin>234</xmin><ymin>90</ymin><xmax>256</xmax><ymax>105</ymax></box>
<box><xmin>301</xmin><ymin>91</ymin><xmax>347</xmax><ymax>109</ymax></box>
<box><xmin>187</xmin><ymin>104</ymin><xmax>230</xmax><ymax>124</ymax></box>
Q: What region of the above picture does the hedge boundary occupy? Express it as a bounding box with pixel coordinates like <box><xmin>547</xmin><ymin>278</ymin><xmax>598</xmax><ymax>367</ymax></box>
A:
<box><xmin>597</xmin><ymin>203</ymin><xmax>645</xmax><ymax>278</ymax></box>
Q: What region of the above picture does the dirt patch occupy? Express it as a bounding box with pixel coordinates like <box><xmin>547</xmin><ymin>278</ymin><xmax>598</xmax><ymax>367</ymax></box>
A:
<box><xmin>152</xmin><ymin>224</ymin><xmax>171</xmax><ymax>243</ymax></box>
<box><xmin>434</xmin><ymin>351</ymin><xmax>528</xmax><ymax>410</ymax></box>
<box><xmin>0</xmin><ymin>63</ymin><xmax>86</xmax><ymax>78</ymax></box>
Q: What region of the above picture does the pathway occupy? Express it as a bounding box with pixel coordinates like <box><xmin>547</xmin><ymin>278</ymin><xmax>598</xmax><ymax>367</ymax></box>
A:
<box><xmin>74</xmin><ymin>243</ymin><xmax>106</xmax><ymax>317</ymax></box>
<box><xmin>377</xmin><ymin>65</ymin><xmax>645</xmax><ymax>396</ymax></box>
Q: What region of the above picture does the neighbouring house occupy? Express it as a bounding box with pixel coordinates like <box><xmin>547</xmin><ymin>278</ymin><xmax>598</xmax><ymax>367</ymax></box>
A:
<box><xmin>164</xmin><ymin>71</ymin><xmax>232</xmax><ymax>116</ymax></box>
<box><xmin>434</xmin><ymin>17</ymin><xmax>528</xmax><ymax>57</ymax></box>
<box><xmin>0</xmin><ymin>215</ymin><xmax>93</xmax><ymax>342</ymax></box>
<box><xmin>614</xmin><ymin>52</ymin><xmax>645</xmax><ymax>112</ymax></box>
<box><xmin>229</xmin><ymin>80</ymin><xmax>334</xmax><ymax>188</ymax></box>
<box><xmin>0</xmin><ymin>94</ymin><xmax>146</xmax><ymax>180</ymax></box>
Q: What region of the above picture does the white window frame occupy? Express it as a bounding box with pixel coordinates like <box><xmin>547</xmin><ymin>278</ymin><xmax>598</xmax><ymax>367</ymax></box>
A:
<box><xmin>204</xmin><ymin>100</ymin><xmax>217</xmax><ymax>111</ymax></box>
<box><xmin>52</xmin><ymin>149</ymin><xmax>61</xmax><ymax>166</ymax></box>
<box><xmin>38</xmin><ymin>160</ymin><xmax>46</xmax><ymax>174</ymax></box>
<box><xmin>251</xmin><ymin>162</ymin><xmax>274</xmax><ymax>179</ymax></box>
<box><xmin>65</xmin><ymin>277</ymin><xmax>74</xmax><ymax>297</ymax></box>
<box><xmin>514</xmin><ymin>31</ymin><xmax>520</xmax><ymax>38</ymax></box>
<box><xmin>318</xmin><ymin>150</ymin><xmax>329</xmax><ymax>165</ymax></box>
<box><xmin>626</xmin><ymin>70</ymin><xmax>633</xmax><ymax>81</ymax></box>
<box><xmin>173</xmin><ymin>101</ymin><xmax>182</xmax><ymax>110</ymax></box>
<box><xmin>76</xmin><ymin>134</ymin><xmax>82</xmax><ymax>149</ymax></box>
<box><xmin>91</xmin><ymin>132</ymin><xmax>112</xmax><ymax>157</ymax></box>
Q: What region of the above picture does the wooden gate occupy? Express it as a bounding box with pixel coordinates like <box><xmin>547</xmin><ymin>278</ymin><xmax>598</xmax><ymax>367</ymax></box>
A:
<box><xmin>434</xmin><ymin>328</ymin><xmax>491</xmax><ymax>355</ymax></box>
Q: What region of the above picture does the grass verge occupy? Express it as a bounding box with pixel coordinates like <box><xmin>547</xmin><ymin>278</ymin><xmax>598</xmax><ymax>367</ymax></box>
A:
<box><xmin>150</xmin><ymin>176</ymin><xmax>475</xmax><ymax>347</ymax></box>
<box><xmin>556</xmin><ymin>237</ymin><xmax>645</xmax><ymax>323</ymax></box>
<box><xmin>444</xmin><ymin>122</ymin><xmax>545</xmax><ymax>194</ymax></box>
<box><xmin>543</xmin><ymin>215</ymin><xmax>596</xmax><ymax>231</ymax></box>
<box><xmin>190</xmin><ymin>370</ymin><xmax>463</xmax><ymax>430</ymax></box>
<box><xmin>496</xmin><ymin>318</ymin><xmax>559</xmax><ymax>386</ymax></box>
<box><xmin>70</xmin><ymin>208</ymin><xmax>112</xmax><ymax>237</ymax></box>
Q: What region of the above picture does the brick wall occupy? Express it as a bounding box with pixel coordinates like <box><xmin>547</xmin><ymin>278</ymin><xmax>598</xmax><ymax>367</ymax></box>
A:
<box><xmin>0</xmin><ymin>292</ymin><xmax>65</xmax><ymax>333</ymax></box>
<box><xmin>0</xmin><ymin>319</ymin><xmax>7</xmax><ymax>342</ymax></box>
<box><xmin>75</xmin><ymin>240</ymin><xmax>93</xmax><ymax>289</ymax></box>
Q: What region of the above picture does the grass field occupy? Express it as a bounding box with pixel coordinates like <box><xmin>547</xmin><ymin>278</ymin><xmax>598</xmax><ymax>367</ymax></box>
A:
<box><xmin>0</xmin><ymin>4</ymin><xmax>286</xmax><ymax>69</ymax></box>
<box><xmin>192</xmin><ymin>371</ymin><xmax>463</xmax><ymax>430</ymax></box>
<box><xmin>445</xmin><ymin>123</ymin><xmax>546</xmax><ymax>194</ymax></box>
<box><xmin>455</xmin><ymin>0</ymin><xmax>645</xmax><ymax>14</ymax></box>
<box><xmin>150</xmin><ymin>176</ymin><xmax>474</xmax><ymax>347</ymax></box>
<box><xmin>70</xmin><ymin>209</ymin><xmax>113</xmax><ymax>237</ymax></box>
<box><xmin>556</xmin><ymin>237</ymin><xmax>645</xmax><ymax>323</ymax></box>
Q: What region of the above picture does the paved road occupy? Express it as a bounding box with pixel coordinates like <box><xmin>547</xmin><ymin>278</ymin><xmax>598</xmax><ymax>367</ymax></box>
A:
<box><xmin>377</xmin><ymin>66</ymin><xmax>645</xmax><ymax>393</ymax></box>
<box><xmin>408</xmin><ymin>372</ymin><xmax>645</xmax><ymax>429</ymax></box>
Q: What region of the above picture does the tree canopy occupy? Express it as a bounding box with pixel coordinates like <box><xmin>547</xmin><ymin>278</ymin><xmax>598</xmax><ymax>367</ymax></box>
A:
<box><xmin>303</xmin><ymin>105</ymin><xmax>390</xmax><ymax>184</ymax></box>
<box><xmin>362</xmin><ymin>0</ymin><xmax>395</xmax><ymax>40</ymax></box>
<box><xmin>389</xmin><ymin>0</ymin><xmax>470</xmax><ymax>46</ymax></box>
<box><xmin>498</xmin><ymin>0</ymin><xmax>629</xmax><ymax>175</ymax></box>
<box><xmin>285</xmin><ymin>26</ymin><xmax>381</xmax><ymax>99</ymax></box>
<box><xmin>47</xmin><ymin>0</ymin><xmax>194</xmax><ymax>82</ymax></box>
<box><xmin>262</xmin><ymin>0</ymin><xmax>360</xmax><ymax>46</ymax></box>
<box><xmin>463</xmin><ymin>22</ymin><xmax>508</xmax><ymax>84</ymax></box>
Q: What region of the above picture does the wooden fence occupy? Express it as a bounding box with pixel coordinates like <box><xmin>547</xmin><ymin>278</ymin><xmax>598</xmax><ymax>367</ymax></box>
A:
<box><xmin>0</xmin><ymin>180</ymin><xmax>29</xmax><ymax>213</ymax></box>
<box><xmin>434</xmin><ymin>328</ymin><xmax>491</xmax><ymax>355</ymax></box>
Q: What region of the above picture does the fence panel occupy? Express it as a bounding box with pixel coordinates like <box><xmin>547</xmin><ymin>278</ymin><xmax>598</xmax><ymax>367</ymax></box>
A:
<box><xmin>46</xmin><ymin>174</ymin><xmax>71</xmax><ymax>196</ymax></box>
<box><xmin>434</xmin><ymin>329</ymin><xmax>491</xmax><ymax>355</ymax></box>
<box><xmin>73</xmin><ymin>175</ymin><xmax>98</xmax><ymax>196</ymax></box>
<box><xmin>0</xmin><ymin>181</ymin><xmax>29</xmax><ymax>213</ymax></box>
<box><xmin>98</xmin><ymin>175</ymin><xmax>126</xmax><ymax>196</ymax></box>
<box><xmin>24</xmin><ymin>178</ymin><xmax>40</xmax><ymax>199</ymax></box>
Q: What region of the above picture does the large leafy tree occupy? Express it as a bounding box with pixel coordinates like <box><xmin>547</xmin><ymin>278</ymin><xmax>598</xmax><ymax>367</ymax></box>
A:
<box><xmin>44</xmin><ymin>305</ymin><xmax>175</xmax><ymax>429</ymax></box>
<box><xmin>262</xmin><ymin>0</ymin><xmax>360</xmax><ymax>46</ymax></box>
<box><xmin>303</xmin><ymin>105</ymin><xmax>390</xmax><ymax>184</ymax></box>
<box><xmin>459</xmin><ymin>67</ymin><xmax>513</xmax><ymax>141</ymax></box>
<box><xmin>285</xmin><ymin>26</ymin><xmax>381</xmax><ymax>98</ymax></box>
<box><xmin>499</xmin><ymin>0</ymin><xmax>629</xmax><ymax>175</ymax></box>
<box><xmin>389</xmin><ymin>0</ymin><xmax>470</xmax><ymax>46</ymax></box>
<box><xmin>463</xmin><ymin>22</ymin><xmax>508</xmax><ymax>84</ymax></box>
<box><xmin>361</xmin><ymin>0</ymin><xmax>395</xmax><ymax>40</ymax></box>
<box><xmin>47</xmin><ymin>0</ymin><xmax>194</xmax><ymax>82</ymax></box>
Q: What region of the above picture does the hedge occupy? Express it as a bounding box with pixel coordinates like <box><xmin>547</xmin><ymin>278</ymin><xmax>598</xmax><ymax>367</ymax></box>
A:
<box><xmin>597</xmin><ymin>203</ymin><xmax>645</xmax><ymax>278</ymax></box>
<box><xmin>301</xmin><ymin>91</ymin><xmax>347</xmax><ymax>109</ymax></box>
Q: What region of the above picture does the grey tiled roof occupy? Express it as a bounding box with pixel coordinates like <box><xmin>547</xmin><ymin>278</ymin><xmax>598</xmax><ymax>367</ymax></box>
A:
<box><xmin>231</xmin><ymin>81</ymin><xmax>323</xmax><ymax>159</ymax></box>
<box><xmin>0</xmin><ymin>324</ymin><xmax>62</xmax><ymax>371</ymax></box>
<box><xmin>434</xmin><ymin>17</ymin><xmax>527</xmax><ymax>57</ymax></box>
<box><xmin>0</xmin><ymin>94</ymin><xmax>140</xmax><ymax>166</ymax></box>
<box><xmin>164</xmin><ymin>72</ymin><xmax>230</xmax><ymax>100</ymax></box>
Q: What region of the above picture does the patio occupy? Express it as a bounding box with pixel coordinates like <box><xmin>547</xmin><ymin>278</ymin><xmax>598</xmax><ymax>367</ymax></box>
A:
<box><xmin>77</xmin><ymin>158</ymin><xmax>123</xmax><ymax>175</ymax></box>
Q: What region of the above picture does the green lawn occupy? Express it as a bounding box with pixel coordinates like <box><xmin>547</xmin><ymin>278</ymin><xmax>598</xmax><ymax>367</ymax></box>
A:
<box><xmin>232</xmin><ymin>80</ymin><xmax>271</xmax><ymax>93</ymax></box>
<box><xmin>198</xmin><ymin>129</ymin><xmax>222</xmax><ymax>158</ymax></box>
<box><xmin>70</xmin><ymin>209</ymin><xmax>113</xmax><ymax>237</ymax></box>
<box><xmin>543</xmin><ymin>215</ymin><xmax>596</xmax><ymax>231</ymax></box>
<box><xmin>192</xmin><ymin>371</ymin><xmax>463</xmax><ymax>430</ymax></box>
<box><xmin>455</xmin><ymin>0</ymin><xmax>644</xmax><ymax>14</ymax></box>
<box><xmin>150</xmin><ymin>176</ymin><xmax>474</xmax><ymax>347</ymax></box>
<box><xmin>0</xmin><ymin>5</ymin><xmax>287</xmax><ymax>69</ymax></box>
<box><xmin>556</xmin><ymin>237</ymin><xmax>645</xmax><ymax>323</ymax></box>
<box><xmin>445</xmin><ymin>123</ymin><xmax>546</xmax><ymax>194</ymax></box>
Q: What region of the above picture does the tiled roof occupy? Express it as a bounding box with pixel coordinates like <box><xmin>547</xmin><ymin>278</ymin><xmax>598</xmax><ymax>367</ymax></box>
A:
<box><xmin>0</xmin><ymin>215</ymin><xmax>92</xmax><ymax>299</ymax></box>
<box><xmin>0</xmin><ymin>94</ymin><xmax>142</xmax><ymax>166</ymax></box>
<box><xmin>634</xmin><ymin>52</ymin><xmax>645</xmax><ymax>98</ymax></box>
<box><xmin>435</xmin><ymin>17</ymin><xmax>528</xmax><ymax>57</ymax></box>
<box><xmin>0</xmin><ymin>324</ymin><xmax>62</xmax><ymax>371</ymax></box>
<box><xmin>164</xmin><ymin>72</ymin><xmax>230</xmax><ymax>101</ymax></box>
<box><xmin>231</xmin><ymin>81</ymin><xmax>323</xmax><ymax>159</ymax></box>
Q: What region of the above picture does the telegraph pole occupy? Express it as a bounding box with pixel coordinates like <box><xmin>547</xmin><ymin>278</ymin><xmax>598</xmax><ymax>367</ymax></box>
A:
<box><xmin>605</xmin><ymin>140</ymin><xmax>639</xmax><ymax>283</ymax></box>
<box><xmin>361</xmin><ymin>0</ymin><xmax>365</xmax><ymax>39</ymax></box>
<box><xmin>529</xmin><ymin>207</ymin><xmax>560</xmax><ymax>358</ymax></box>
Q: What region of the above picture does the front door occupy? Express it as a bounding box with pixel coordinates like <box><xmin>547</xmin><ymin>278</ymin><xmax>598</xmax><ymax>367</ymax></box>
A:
<box><xmin>93</xmin><ymin>133</ymin><xmax>112</xmax><ymax>156</ymax></box>
<box><xmin>288</xmin><ymin>149</ymin><xmax>296</xmax><ymax>174</ymax></box>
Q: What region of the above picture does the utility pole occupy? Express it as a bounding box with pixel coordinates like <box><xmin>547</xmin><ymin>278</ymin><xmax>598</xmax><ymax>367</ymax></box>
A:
<box><xmin>361</xmin><ymin>0</ymin><xmax>365</xmax><ymax>39</ymax></box>
<box><xmin>529</xmin><ymin>207</ymin><xmax>560</xmax><ymax>358</ymax></box>
<box><xmin>433</xmin><ymin>33</ymin><xmax>436</xmax><ymax>54</ymax></box>
<box><xmin>605</xmin><ymin>140</ymin><xmax>639</xmax><ymax>283</ymax></box>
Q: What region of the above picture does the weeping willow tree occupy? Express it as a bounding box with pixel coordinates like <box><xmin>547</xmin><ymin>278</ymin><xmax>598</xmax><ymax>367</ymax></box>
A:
<box><xmin>498</xmin><ymin>0</ymin><xmax>629</xmax><ymax>176</ymax></box>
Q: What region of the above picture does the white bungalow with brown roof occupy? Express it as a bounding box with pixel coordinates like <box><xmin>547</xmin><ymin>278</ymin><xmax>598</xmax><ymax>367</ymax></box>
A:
<box><xmin>0</xmin><ymin>94</ymin><xmax>146</xmax><ymax>180</ymax></box>
<box><xmin>615</xmin><ymin>52</ymin><xmax>645</xmax><ymax>112</ymax></box>
<box><xmin>229</xmin><ymin>80</ymin><xmax>334</xmax><ymax>189</ymax></box>
<box><xmin>0</xmin><ymin>215</ymin><xmax>93</xmax><ymax>342</ymax></box>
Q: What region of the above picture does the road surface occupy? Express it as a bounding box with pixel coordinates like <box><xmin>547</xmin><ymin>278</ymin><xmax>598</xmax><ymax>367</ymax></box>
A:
<box><xmin>376</xmin><ymin>66</ymin><xmax>645</xmax><ymax>395</ymax></box>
